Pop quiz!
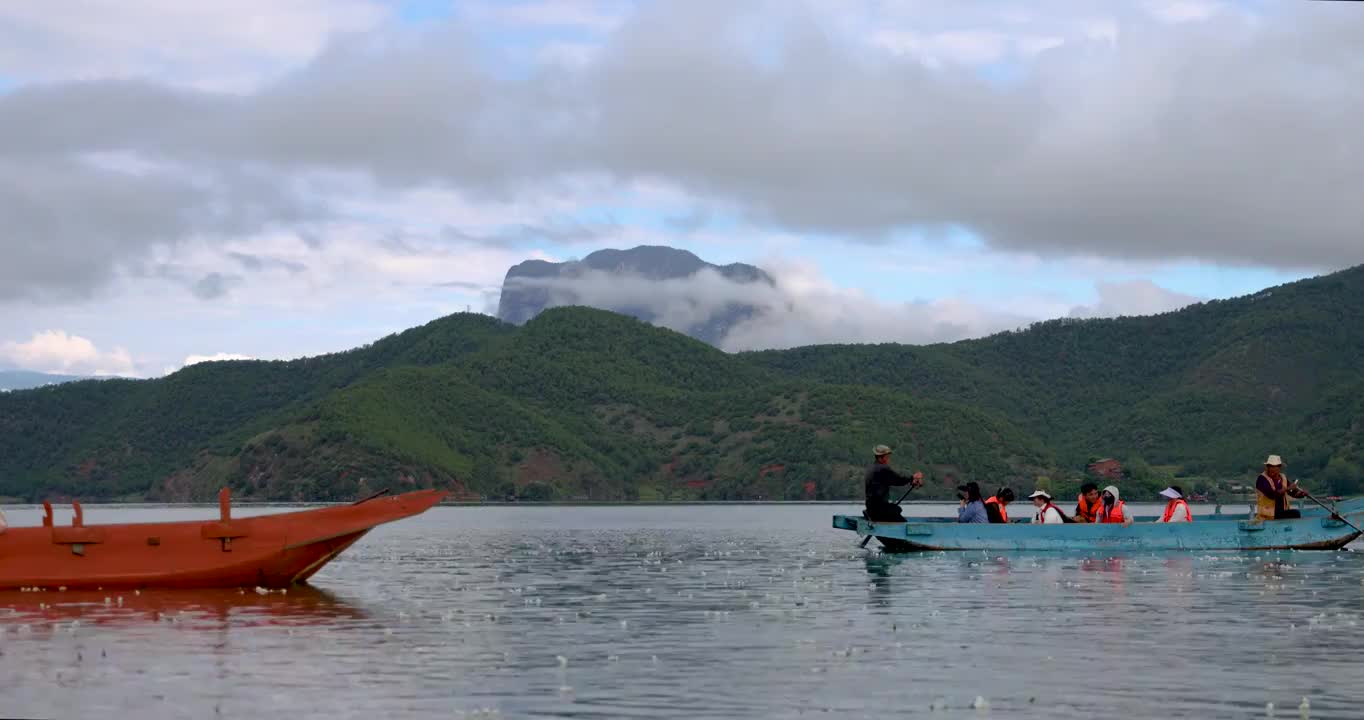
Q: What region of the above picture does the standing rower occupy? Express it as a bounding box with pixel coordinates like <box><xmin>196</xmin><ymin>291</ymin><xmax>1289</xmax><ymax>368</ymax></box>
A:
<box><xmin>1255</xmin><ymin>454</ymin><xmax>1306</xmax><ymax>520</ymax></box>
<box><xmin>863</xmin><ymin>444</ymin><xmax>924</xmax><ymax>522</ymax></box>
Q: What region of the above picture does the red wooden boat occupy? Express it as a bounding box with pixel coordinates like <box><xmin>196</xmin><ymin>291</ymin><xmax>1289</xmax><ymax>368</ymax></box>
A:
<box><xmin>0</xmin><ymin>488</ymin><xmax>446</xmax><ymax>591</ymax></box>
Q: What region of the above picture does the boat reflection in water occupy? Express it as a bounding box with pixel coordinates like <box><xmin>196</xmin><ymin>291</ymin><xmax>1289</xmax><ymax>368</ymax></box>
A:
<box><xmin>0</xmin><ymin>585</ymin><xmax>366</xmax><ymax>632</ymax></box>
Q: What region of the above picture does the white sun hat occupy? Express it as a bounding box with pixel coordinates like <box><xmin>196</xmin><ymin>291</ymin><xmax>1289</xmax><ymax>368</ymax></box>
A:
<box><xmin>1027</xmin><ymin>490</ymin><xmax>1052</xmax><ymax>500</ymax></box>
<box><xmin>1265</xmin><ymin>454</ymin><xmax>1284</xmax><ymax>466</ymax></box>
<box><xmin>1159</xmin><ymin>487</ymin><xmax>1183</xmax><ymax>500</ymax></box>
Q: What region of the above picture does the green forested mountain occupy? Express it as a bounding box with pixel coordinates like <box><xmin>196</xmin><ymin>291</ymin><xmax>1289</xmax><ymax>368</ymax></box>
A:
<box><xmin>2</xmin><ymin>266</ymin><xmax>1362</xmax><ymax>503</ymax></box>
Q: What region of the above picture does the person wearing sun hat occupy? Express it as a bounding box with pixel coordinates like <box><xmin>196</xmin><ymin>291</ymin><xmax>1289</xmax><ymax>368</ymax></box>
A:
<box><xmin>1255</xmin><ymin>454</ymin><xmax>1306</xmax><ymax>520</ymax></box>
<box><xmin>863</xmin><ymin>444</ymin><xmax>924</xmax><ymax>522</ymax></box>
<box><xmin>1156</xmin><ymin>486</ymin><xmax>1193</xmax><ymax>523</ymax></box>
<box><xmin>1028</xmin><ymin>489</ymin><xmax>1066</xmax><ymax>524</ymax></box>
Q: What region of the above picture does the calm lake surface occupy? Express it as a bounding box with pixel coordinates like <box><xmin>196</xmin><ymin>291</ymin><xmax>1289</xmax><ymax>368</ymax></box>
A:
<box><xmin>3</xmin><ymin>503</ymin><xmax>1363</xmax><ymax>719</ymax></box>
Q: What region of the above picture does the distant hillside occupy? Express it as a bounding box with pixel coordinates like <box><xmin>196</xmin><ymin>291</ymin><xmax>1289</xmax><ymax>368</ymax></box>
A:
<box><xmin>0</xmin><ymin>370</ymin><xmax>86</xmax><ymax>392</ymax></box>
<box><xmin>496</xmin><ymin>245</ymin><xmax>773</xmax><ymax>345</ymax></box>
<box><xmin>2</xmin><ymin>265</ymin><xmax>1362</xmax><ymax>503</ymax></box>
<box><xmin>747</xmin><ymin>265</ymin><xmax>1364</xmax><ymax>492</ymax></box>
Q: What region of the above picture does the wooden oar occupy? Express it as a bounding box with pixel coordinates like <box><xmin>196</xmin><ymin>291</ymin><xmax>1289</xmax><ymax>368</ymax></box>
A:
<box><xmin>1299</xmin><ymin>488</ymin><xmax>1364</xmax><ymax>536</ymax></box>
<box><xmin>859</xmin><ymin>485</ymin><xmax>918</xmax><ymax>548</ymax></box>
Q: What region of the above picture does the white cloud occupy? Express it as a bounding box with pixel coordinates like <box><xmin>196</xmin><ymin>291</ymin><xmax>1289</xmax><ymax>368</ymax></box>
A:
<box><xmin>1069</xmin><ymin>279</ymin><xmax>1202</xmax><ymax>318</ymax></box>
<box><xmin>872</xmin><ymin>29</ymin><xmax>1012</xmax><ymax>65</ymax></box>
<box><xmin>508</xmin><ymin>256</ymin><xmax>1223</xmax><ymax>350</ymax></box>
<box><xmin>466</xmin><ymin>0</ymin><xmax>629</xmax><ymax>33</ymax></box>
<box><xmin>0</xmin><ymin>330</ymin><xmax>136</xmax><ymax>376</ymax></box>
<box><xmin>718</xmin><ymin>260</ymin><xmax>1036</xmax><ymax>350</ymax></box>
<box><xmin>514</xmin><ymin>258</ymin><xmax>1038</xmax><ymax>350</ymax></box>
<box><xmin>161</xmin><ymin>351</ymin><xmax>256</xmax><ymax>376</ymax></box>
<box><xmin>183</xmin><ymin>352</ymin><xmax>255</xmax><ymax>366</ymax></box>
<box><xmin>1142</xmin><ymin>0</ymin><xmax>1223</xmax><ymax>24</ymax></box>
<box><xmin>0</xmin><ymin>0</ymin><xmax>388</xmax><ymax>91</ymax></box>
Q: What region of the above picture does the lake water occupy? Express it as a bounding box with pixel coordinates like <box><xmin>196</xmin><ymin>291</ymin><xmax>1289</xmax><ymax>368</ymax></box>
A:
<box><xmin>3</xmin><ymin>503</ymin><xmax>1363</xmax><ymax>719</ymax></box>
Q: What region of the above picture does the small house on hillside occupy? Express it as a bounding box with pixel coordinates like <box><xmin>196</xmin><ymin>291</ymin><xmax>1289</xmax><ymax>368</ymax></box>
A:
<box><xmin>1087</xmin><ymin>458</ymin><xmax>1124</xmax><ymax>481</ymax></box>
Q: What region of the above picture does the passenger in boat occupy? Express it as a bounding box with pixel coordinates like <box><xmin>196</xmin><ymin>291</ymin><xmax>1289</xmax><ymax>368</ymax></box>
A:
<box><xmin>1073</xmin><ymin>482</ymin><xmax>1102</xmax><ymax>523</ymax></box>
<box><xmin>1255</xmin><ymin>454</ymin><xmax>1306</xmax><ymax>520</ymax></box>
<box><xmin>984</xmin><ymin>488</ymin><xmax>1015</xmax><ymax>523</ymax></box>
<box><xmin>1029</xmin><ymin>490</ymin><xmax>1065</xmax><ymax>524</ymax></box>
<box><xmin>1095</xmin><ymin>485</ymin><xmax>1133</xmax><ymax>526</ymax></box>
<box><xmin>863</xmin><ymin>444</ymin><xmax>924</xmax><ymax>522</ymax></box>
<box><xmin>1157</xmin><ymin>486</ymin><xmax>1192</xmax><ymax>523</ymax></box>
<box><xmin>957</xmin><ymin>482</ymin><xmax>988</xmax><ymax>523</ymax></box>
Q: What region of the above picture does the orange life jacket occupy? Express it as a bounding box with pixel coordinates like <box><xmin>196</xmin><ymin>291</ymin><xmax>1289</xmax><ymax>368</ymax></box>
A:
<box><xmin>984</xmin><ymin>496</ymin><xmax>1008</xmax><ymax>522</ymax></box>
<box><xmin>1161</xmin><ymin>499</ymin><xmax>1192</xmax><ymax>522</ymax></box>
<box><xmin>1096</xmin><ymin>500</ymin><xmax>1127</xmax><ymax>523</ymax></box>
<box><xmin>1075</xmin><ymin>494</ymin><xmax>1100</xmax><ymax>523</ymax></box>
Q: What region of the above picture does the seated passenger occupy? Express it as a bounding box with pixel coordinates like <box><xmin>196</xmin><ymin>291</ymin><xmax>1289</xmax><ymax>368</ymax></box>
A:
<box><xmin>1157</xmin><ymin>486</ymin><xmax>1192</xmax><ymax>523</ymax></box>
<box><xmin>1074</xmin><ymin>482</ymin><xmax>1101</xmax><ymax>523</ymax></box>
<box><xmin>1029</xmin><ymin>490</ymin><xmax>1065</xmax><ymax>524</ymax></box>
<box><xmin>957</xmin><ymin>482</ymin><xmax>988</xmax><ymax>524</ymax></box>
<box><xmin>1095</xmin><ymin>485</ymin><xmax>1133</xmax><ymax>527</ymax></box>
<box><xmin>984</xmin><ymin>487</ymin><xmax>1015</xmax><ymax>524</ymax></box>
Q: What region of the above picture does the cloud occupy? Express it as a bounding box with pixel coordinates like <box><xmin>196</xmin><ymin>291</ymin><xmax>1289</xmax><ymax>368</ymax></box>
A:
<box><xmin>2</xmin><ymin>0</ymin><xmax>1363</xmax><ymax>307</ymax></box>
<box><xmin>0</xmin><ymin>330</ymin><xmax>136</xmax><ymax>376</ymax></box>
<box><xmin>0</xmin><ymin>152</ymin><xmax>314</xmax><ymax>302</ymax></box>
<box><xmin>183</xmin><ymin>352</ymin><xmax>255</xmax><ymax>366</ymax></box>
<box><xmin>0</xmin><ymin>0</ymin><xmax>387</xmax><ymax>90</ymax></box>
<box><xmin>718</xmin><ymin>262</ymin><xmax>1038</xmax><ymax>350</ymax></box>
<box><xmin>1069</xmin><ymin>279</ymin><xmax>1202</xmax><ymax>318</ymax></box>
<box><xmin>163</xmin><ymin>352</ymin><xmax>256</xmax><ymax>376</ymax></box>
<box><xmin>505</xmin><ymin>256</ymin><xmax>1224</xmax><ymax>349</ymax></box>
<box><xmin>190</xmin><ymin>272</ymin><xmax>245</xmax><ymax>300</ymax></box>
<box><xmin>512</xmin><ymin>260</ymin><xmax>1037</xmax><ymax>349</ymax></box>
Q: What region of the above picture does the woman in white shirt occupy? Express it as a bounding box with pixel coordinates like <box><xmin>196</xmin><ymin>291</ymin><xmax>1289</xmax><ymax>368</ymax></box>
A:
<box><xmin>1156</xmin><ymin>486</ymin><xmax>1193</xmax><ymax>523</ymax></box>
<box><xmin>1029</xmin><ymin>490</ymin><xmax>1066</xmax><ymax>524</ymax></box>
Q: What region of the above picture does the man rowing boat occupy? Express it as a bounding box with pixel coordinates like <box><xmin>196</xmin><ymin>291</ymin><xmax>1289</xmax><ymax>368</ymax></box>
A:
<box><xmin>1256</xmin><ymin>454</ymin><xmax>1306</xmax><ymax>520</ymax></box>
<box><xmin>863</xmin><ymin>444</ymin><xmax>924</xmax><ymax>522</ymax></box>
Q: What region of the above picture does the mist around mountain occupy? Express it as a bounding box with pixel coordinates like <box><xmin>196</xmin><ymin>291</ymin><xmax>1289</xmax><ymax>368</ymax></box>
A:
<box><xmin>0</xmin><ymin>370</ymin><xmax>87</xmax><ymax>392</ymax></box>
<box><xmin>496</xmin><ymin>245</ymin><xmax>774</xmax><ymax>345</ymax></box>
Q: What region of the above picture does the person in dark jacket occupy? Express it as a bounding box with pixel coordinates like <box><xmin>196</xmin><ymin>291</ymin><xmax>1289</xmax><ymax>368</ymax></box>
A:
<box><xmin>863</xmin><ymin>444</ymin><xmax>923</xmax><ymax>522</ymax></box>
<box><xmin>984</xmin><ymin>487</ymin><xmax>1015</xmax><ymax>523</ymax></box>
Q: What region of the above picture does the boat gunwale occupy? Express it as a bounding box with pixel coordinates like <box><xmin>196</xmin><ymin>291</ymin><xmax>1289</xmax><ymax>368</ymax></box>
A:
<box><xmin>834</xmin><ymin>497</ymin><xmax>1364</xmax><ymax>552</ymax></box>
<box><xmin>0</xmin><ymin>488</ymin><xmax>447</xmax><ymax>535</ymax></box>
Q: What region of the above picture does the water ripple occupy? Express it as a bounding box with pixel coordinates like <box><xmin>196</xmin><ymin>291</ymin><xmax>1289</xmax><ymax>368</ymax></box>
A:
<box><xmin>2</xmin><ymin>504</ymin><xmax>1362</xmax><ymax>718</ymax></box>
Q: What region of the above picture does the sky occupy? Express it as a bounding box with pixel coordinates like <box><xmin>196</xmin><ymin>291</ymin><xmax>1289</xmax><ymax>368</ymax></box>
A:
<box><xmin>1</xmin><ymin>0</ymin><xmax>1361</xmax><ymax>376</ymax></box>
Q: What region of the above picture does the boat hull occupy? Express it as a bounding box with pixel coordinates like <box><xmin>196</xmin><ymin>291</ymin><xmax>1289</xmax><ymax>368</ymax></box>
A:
<box><xmin>0</xmin><ymin>489</ymin><xmax>445</xmax><ymax>590</ymax></box>
<box><xmin>834</xmin><ymin>498</ymin><xmax>1364</xmax><ymax>552</ymax></box>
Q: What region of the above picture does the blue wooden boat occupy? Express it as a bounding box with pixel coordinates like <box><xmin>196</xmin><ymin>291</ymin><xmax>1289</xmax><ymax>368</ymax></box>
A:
<box><xmin>833</xmin><ymin>498</ymin><xmax>1364</xmax><ymax>552</ymax></box>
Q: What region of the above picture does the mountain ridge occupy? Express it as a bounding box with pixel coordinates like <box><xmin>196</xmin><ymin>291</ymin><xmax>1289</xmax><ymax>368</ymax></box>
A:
<box><xmin>2</xmin><ymin>264</ymin><xmax>1361</xmax><ymax>503</ymax></box>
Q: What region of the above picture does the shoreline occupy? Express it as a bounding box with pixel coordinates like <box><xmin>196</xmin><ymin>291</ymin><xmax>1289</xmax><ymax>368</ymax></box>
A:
<box><xmin>0</xmin><ymin>498</ymin><xmax>1241</xmax><ymax>509</ymax></box>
